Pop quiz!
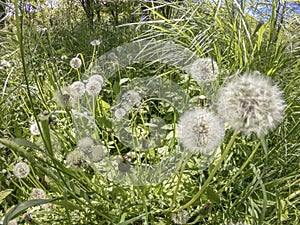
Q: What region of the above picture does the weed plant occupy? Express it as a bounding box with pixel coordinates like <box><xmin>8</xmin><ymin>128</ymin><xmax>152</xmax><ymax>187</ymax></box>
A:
<box><xmin>0</xmin><ymin>0</ymin><xmax>299</xmax><ymax>224</ymax></box>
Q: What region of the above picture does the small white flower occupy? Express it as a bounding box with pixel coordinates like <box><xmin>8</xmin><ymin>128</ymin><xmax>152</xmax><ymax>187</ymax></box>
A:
<box><xmin>90</xmin><ymin>40</ymin><xmax>101</xmax><ymax>46</ymax></box>
<box><xmin>30</xmin><ymin>188</ymin><xmax>46</xmax><ymax>199</ymax></box>
<box><xmin>186</xmin><ymin>57</ymin><xmax>219</xmax><ymax>83</ymax></box>
<box><xmin>30</xmin><ymin>123</ymin><xmax>40</xmax><ymax>136</ymax></box>
<box><xmin>217</xmin><ymin>71</ymin><xmax>286</xmax><ymax>137</ymax></box>
<box><xmin>13</xmin><ymin>162</ymin><xmax>30</xmax><ymax>178</ymax></box>
<box><xmin>78</xmin><ymin>137</ymin><xmax>94</xmax><ymax>154</ymax></box>
<box><xmin>121</xmin><ymin>90</ymin><xmax>142</xmax><ymax>110</ymax></box>
<box><xmin>171</xmin><ymin>210</ymin><xmax>190</xmax><ymax>224</ymax></box>
<box><xmin>114</xmin><ymin>107</ymin><xmax>126</xmax><ymax>120</ymax></box>
<box><xmin>70</xmin><ymin>57</ymin><xmax>82</xmax><ymax>69</ymax></box>
<box><xmin>90</xmin><ymin>144</ymin><xmax>107</xmax><ymax>162</ymax></box>
<box><xmin>86</xmin><ymin>80</ymin><xmax>102</xmax><ymax>96</ymax></box>
<box><xmin>70</xmin><ymin>81</ymin><xmax>85</xmax><ymax>97</ymax></box>
<box><xmin>177</xmin><ymin>108</ymin><xmax>225</xmax><ymax>154</ymax></box>
<box><xmin>66</xmin><ymin>150</ymin><xmax>85</xmax><ymax>168</ymax></box>
<box><xmin>89</xmin><ymin>75</ymin><xmax>104</xmax><ymax>87</ymax></box>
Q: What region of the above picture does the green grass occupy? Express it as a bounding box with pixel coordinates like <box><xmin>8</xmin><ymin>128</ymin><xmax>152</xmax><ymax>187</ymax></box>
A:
<box><xmin>0</xmin><ymin>0</ymin><xmax>299</xmax><ymax>224</ymax></box>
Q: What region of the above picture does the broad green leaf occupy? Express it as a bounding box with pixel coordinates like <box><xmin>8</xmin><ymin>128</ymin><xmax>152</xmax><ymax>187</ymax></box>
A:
<box><xmin>12</xmin><ymin>138</ymin><xmax>43</xmax><ymax>151</ymax></box>
<box><xmin>3</xmin><ymin>198</ymin><xmax>59</xmax><ymax>225</ymax></box>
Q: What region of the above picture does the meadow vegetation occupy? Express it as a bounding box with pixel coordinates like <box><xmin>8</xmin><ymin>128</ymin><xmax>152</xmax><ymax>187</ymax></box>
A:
<box><xmin>0</xmin><ymin>0</ymin><xmax>299</xmax><ymax>224</ymax></box>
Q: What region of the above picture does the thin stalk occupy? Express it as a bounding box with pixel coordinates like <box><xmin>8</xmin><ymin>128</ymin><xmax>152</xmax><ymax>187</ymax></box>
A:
<box><xmin>174</xmin><ymin>130</ymin><xmax>238</xmax><ymax>212</ymax></box>
<box><xmin>170</xmin><ymin>159</ymin><xmax>188</xmax><ymax>210</ymax></box>
<box><xmin>217</xmin><ymin>141</ymin><xmax>261</xmax><ymax>194</ymax></box>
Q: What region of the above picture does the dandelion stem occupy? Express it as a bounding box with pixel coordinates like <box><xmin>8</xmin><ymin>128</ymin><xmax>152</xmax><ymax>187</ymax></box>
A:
<box><xmin>170</xmin><ymin>156</ymin><xmax>189</xmax><ymax>210</ymax></box>
<box><xmin>174</xmin><ymin>131</ymin><xmax>238</xmax><ymax>212</ymax></box>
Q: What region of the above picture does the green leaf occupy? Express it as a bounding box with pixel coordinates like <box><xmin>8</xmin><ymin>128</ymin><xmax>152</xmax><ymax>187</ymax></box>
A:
<box><xmin>40</xmin><ymin>116</ymin><xmax>53</xmax><ymax>156</ymax></box>
<box><xmin>118</xmin><ymin>213</ymin><xmax>145</xmax><ymax>225</ymax></box>
<box><xmin>12</xmin><ymin>138</ymin><xmax>43</xmax><ymax>151</ymax></box>
<box><xmin>207</xmin><ymin>188</ymin><xmax>220</xmax><ymax>204</ymax></box>
<box><xmin>0</xmin><ymin>189</ymin><xmax>13</xmax><ymax>205</ymax></box>
<box><xmin>3</xmin><ymin>198</ymin><xmax>59</xmax><ymax>225</ymax></box>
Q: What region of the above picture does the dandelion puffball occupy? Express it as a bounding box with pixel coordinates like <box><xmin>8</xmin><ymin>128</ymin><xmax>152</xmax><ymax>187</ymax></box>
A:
<box><xmin>177</xmin><ymin>108</ymin><xmax>225</xmax><ymax>154</ymax></box>
<box><xmin>121</xmin><ymin>90</ymin><xmax>142</xmax><ymax>110</ymax></box>
<box><xmin>86</xmin><ymin>80</ymin><xmax>102</xmax><ymax>96</ymax></box>
<box><xmin>89</xmin><ymin>75</ymin><xmax>104</xmax><ymax>87</ymax></box>
<box><xmin>66</xmin><ymin>150</ymin><xmax>85</xmax><ymax>168</ymax></box>
<box><xmin>30</xmin><ymin>123</ymin><xmax>40</xmax><ymax>136</ymax></box>
<box><xmin>90</xmin><ymin>40</ymin><xmax>101</xmax><ymax>46</ymax></box>
<box><xmin>30</xmin><ymin>188</ymin><xmax>46</xmax><ymax>199</ymax></box>
<box><xmin>78</xmin><ymin>137</ymin><xmax>94</xmax><ymax>154</ymax></box>
<box><xmin>217</xmin><ymin>71</ymin><xmax>286</xmax><ymax>137</ymax></box>
<box><xmin>186</xmin><ymin>58</ymin><xmax>219</xmax><ymax>84</ymax></box>
<box><xmin>13</xmin><ymin>162</ymin><xmax>30</xmax><ymax>178</ymax></box>
<box><xmin>70</xmin><ymin>81</ymin><xmax>85</xmax><ymax>97</ymax></box>
<box><xmin>70</xmin><ymin>57</ymin><xmax>82</xmax><ymax>69</ymax></box>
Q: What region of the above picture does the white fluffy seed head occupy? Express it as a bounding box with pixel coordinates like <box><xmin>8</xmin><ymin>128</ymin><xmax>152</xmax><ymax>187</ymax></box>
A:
<box><xmin>89</xmin><ymin>75</ymin><xmax>104</xmax><ymax>87</ymax></box>
<box><xmin>114</xmin><ymin>107</ymin><xmax>126</xmax><ymax>120</ymax></box>
<box><xmin>171</xmin><ymin>210</ymin><xmax>190</xmax><ymax>225</ymax></box>
<box><xmin>70</xmin><ymin>81</ymin><xmax>85</xmax><ymax>97</ymax></box>
<box><xmin>54</xmin><ymin>86</ymin><xmax>76</xmax><ymax>108</ymax></box>
<box><xmin>121</xmin><ymin>90</ymin><xmax>141</xmax><ymax>110</ymax></box>
<box><xmin>30</xmin><ymin>123</ymin><xmax>40</xmax><ymax>136</ymax></box>
<box><xmin>90</xmin><ymin>144</ymin><xmax>107</xmax><ymax>162</ymax></box>
<box><xmin>78</xmin><ymin>137</ymin><xmax>95</xmax><ymax>154</ymax></box>
<box><xmin>90</xmin><ymin>40</ymin><xmax>101</xmax><ymax>46</ymax></box>
<box><xmin>66</xmin><ymin>150</ymin><xmax>85</xmax><ymax>168</ymax></box>
<box><xmin>186</xmin><ymin>57</ymin><xmax>219</xmax><ymax>84</ymax></box>
<box><xmin>177</xmin><ymin>108</ymin><xmax>225</xmax><ymax>155</ymax></box>
<box><xmin>217</xmin><ymin>71</ymin><xmax>286</xmax><ymax>137</ymax></box>
<box><xmin>13</xmin><ymin>162</ymin><xmax>30</xmax><ymax>178</ymax></box>
<box><xmin>86</xmin><ymin>80</ymin><xmax>102</xmax><ymax>96</ymax></box>
<box><xmin>30</xmin><ymin>188</ymin><xmax>46</xmax><ymax>199</ymax></box>
<box><xmin>70</xmin><ymin>57</ymin><xmax>82</xmax><ymax>69</ymax></box>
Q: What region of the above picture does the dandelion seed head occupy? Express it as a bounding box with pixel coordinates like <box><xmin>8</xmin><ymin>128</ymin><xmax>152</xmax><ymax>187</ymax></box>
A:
<box><xmin>66</xmin><ymin>150</ymin><xmax>85</xmax><ymax>168</ymax></box>
<box><xmin>217</xmin><ymin>72</ymin><xmax>286</xmax><ymax>136</ymax></box>
<box><xmin>78</xmin><ymin>137</ymin><xmax>94</xmax><ymax>154</ymax></box>
<box><xmin>177</xmin><ymin>108</ymin><xmax>225</xmax><ymax>154</ymax></box>
<box><xmin>121</xmin><ymin>90</ymin><xmax>141</xmax><ymax>110</ymax></box>
<box><xmin>90</xmin><ymin>144</ymin><xmax>107</xmax><ymax>162</ymax></box>
<box><xmin>30</xmin><ymin>123</ymin><xmax>40</xmax><ymax>136</ymax></box>
<box><xmin>30</xmin><ymin>188</ymin><xmax>46</xmax><ymax>199</ymax></box>
<box><xmin>54</xmin><ymin>86</ymin><xmax>76</xmax><ymax>108</ymax></box>
<box><xmin>13</xmin><ymin>162</ymin><xmax>30</xmax><ymax>178</ymax></box>
<box><xmin>89</xmin><ymin>74</ymin><xmax>104</xmax><ymax>87</ymax></box>
<box><xmin>114</xmin><ymin>107</ymin><xmax>126</xmax><ymax>120</ymax></box>
<box><xmin>70</xmin><ymin>57</ymin><xmax>82</xmax><ymax>69</ymax></box>
<box><xmin>171</xmin><ymin>210</ymin><xmax>190</xmax><ymax>224</ymax></box>
<box><xmin>86</xmin><ymin>80</ymin><xmax>102</xmax><ymax>96</ymax></box>
<box><xmin>186</xmin><ymin>57</ymin><xmax>219</xmax><ymax>83</ymax></box>
<box><xmin>70</xmin><ymin>81</ymin><xmax>85</xmax><ymax>97</ymax></box>
<box><xmin>90</xmin><ymin>39</ymin><xmax>101</xmax><ymax>46</ymax></box>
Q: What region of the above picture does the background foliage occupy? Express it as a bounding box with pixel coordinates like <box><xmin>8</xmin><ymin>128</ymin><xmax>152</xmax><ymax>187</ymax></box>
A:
<box><xmin>0</xmin><ymin>0</ymin><xmax>299</xmax><ymax>224</ymax></box>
